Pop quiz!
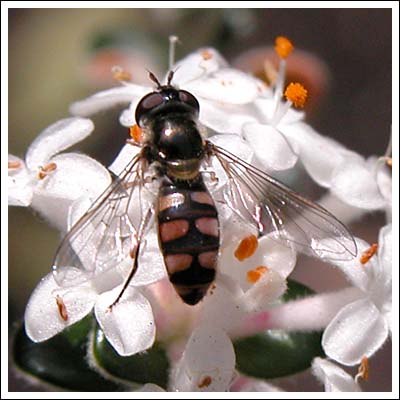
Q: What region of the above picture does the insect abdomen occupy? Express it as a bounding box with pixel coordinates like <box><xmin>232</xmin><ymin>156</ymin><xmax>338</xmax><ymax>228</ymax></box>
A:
<box><xmin>157</xmin><ymin>177</ymin><xmax>219</xmax><ymax>305</ymax></box>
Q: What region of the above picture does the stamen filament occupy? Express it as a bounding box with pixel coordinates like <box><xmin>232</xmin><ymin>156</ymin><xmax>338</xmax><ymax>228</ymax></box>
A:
<box><xmin>169</xmin><ymin>35</ymin><xmax>179</xmax><ymax>71</ymax></box>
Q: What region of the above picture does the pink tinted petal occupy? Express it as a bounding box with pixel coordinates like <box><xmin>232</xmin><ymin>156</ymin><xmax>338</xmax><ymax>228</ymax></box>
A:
<box><xmin>25</xmin><ymin>118</ymin><xmax>94</xmax><ymax>170</ymax></box>
<box><xmin>24</xmin><ymin>272</ymin><xmax>96</xmax><ymax>342</ymax></box>
<box><xmin>243</xmin><ymin>123</ymin><xmax>298</xmax><ymax>171</ymax></box>
<box><xmin>95</xmin><ymin>285</ymin><xmax>155</xmax><ymax>356</ymax></box>
<box><xmin>331</xmin><ymin>159</ymin><xmax>386</xmax><ymax>209</ymax></box>
<box><xmin>322</xmin><ymin>298</ymin><xmax>389</xmax><ymax>365</ymax></box>
<box><xmin>312</xmin><ymin>358</ymin><xmax>361</xmax><ymax>392</ymax></box>
<box><xmin>70</xmin><ymin>85</ymin><xmax>149</xmax><ymax>117</ymax></box>
<box><xmin>171</xmin><ymin>325</ymin><xmax>235</xmax><ymax>392</ymax></box>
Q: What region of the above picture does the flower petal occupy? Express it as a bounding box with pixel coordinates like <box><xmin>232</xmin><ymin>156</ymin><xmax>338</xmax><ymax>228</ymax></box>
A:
<box><xmin>24</xmin><ymin>272</ymin><xmax>97</xmax><ymax>342</ymax></box>
<box><xmin>171</xmin><ymin>325</ymin><xmax>235</xmax><ymax>392</ymax></box>
<box><xmin>108</xmin><ymin>143</ymin><xmax>142</xmax><ymax>176</ymax></box>
<box><xmin>330</xmin><ymin>159</ymin><xmax>386</xmax><ymax>209</ymax></box>
<box><xmin>135</xmin><ymin>383</ymin><xmax>165</xmax><ymax>392</ymax></box>
<box><xmin>312</xmin><ymin>357</ymin><xmax>361</xmax><ymax>392</ymax></box>
<box><xmin>94</xmin><ymin>285</ymin><xmax>155</xmax><ymax>356</ymax></box>
<box><xmin>70</xmin><ymin>85</ymin><xmax>150</xmax><ymax>117</ymax></box>
<box><xmin>322</xmin><ymin>298</ymin><xmax>389</xmax><ymax>365</ymax></box>
<box><xmin>25</xmin><ymin>118</ymin><xmax>94</xmax><ymax>170</ymax></box>
<box><xmin>30</xmin><ymin>153</ymin><xmax>111</xmax><ymax>231</ymax></box>
<box><xmin>8</xmin><ymin>155</ymin><xmax>33</xmax><ymax>206</ymax></box>
<box><xmin>242</xmin><ymin>122</ymin><xmax>298</xmax><ymax>171</ymax></box>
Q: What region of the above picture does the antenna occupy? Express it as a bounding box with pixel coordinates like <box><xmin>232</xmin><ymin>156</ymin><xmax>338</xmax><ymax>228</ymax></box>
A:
<box><xmin>147</xmin><ymin>70</ymin><xmax>162</xmax><ymax>89</ymax></box>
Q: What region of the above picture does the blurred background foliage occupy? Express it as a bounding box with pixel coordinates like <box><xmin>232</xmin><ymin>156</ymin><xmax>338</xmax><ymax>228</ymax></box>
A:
<box><xmin>8</xmin><ymin>8</ymin><xmax>392</xmax><ymax>391</ymax></box>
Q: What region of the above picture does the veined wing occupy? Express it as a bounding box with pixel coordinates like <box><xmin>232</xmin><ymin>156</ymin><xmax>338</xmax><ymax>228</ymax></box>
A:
<box><xmin>209</xmin><ymin>143</ymin><xmax>357</xmax><ymax>261</ymax></box>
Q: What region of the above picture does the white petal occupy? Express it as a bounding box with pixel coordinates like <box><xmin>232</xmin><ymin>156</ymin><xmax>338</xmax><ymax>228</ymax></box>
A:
<box><xmin>70</xmin><ymin>85</ymin><xmax>150</xmax><ymax>117</ymax></box>
<box><xmin>237</xmin><ymin>377</ymin><xmax>284</xmax><ymax>392</ymax></box>
<box><xmin>108</xmin><ymin>143</ymin><xmax>142</xmax><ymax>176</ymax></box>
<box><xmin>172</xmin><ymin>47</ymin><xmax>228</xmax><ymax>86</ymax></box>
<box><xmin>171</xmin><ymin>325</ymin><xmax>235</xmax><ymax>392</ymax></box>
<box><xmin>242</xmin><ymin>122</ymin><xmax>298</xmax><ymax>171</ymax></box>
<box><xmin>255</xmin><ymin>97</ymin><xmax>305</xmax><ymax>124</ymax></box>
<box><xmin>378</xmin><ymin>224</ymin><xmax>392</xmax><ymax>282</ymax></box>
<box><xmin>25</xmin><ymin>118</ymin><xmax>94</xmax><ymax>170</ymax></box>
<box><xmin>8</xmin><ymin>155</ymin><xmax>33</xmax><ymax>206</ymax></box>
<box><xmin>119</xmin><ymin>96</ymin><xmax>143</xmax><ymax>127</ymax></box>
<box><xmin>24</xmin><ymin>272</ymin><xmax>97</xmax><ymax>342</ymax></box>
<box><xmin>199</xmin><ymin>100</ymin><xmax>257</xmax><ymax>134</ymax></box>
<box><xmin>135</xmin><ymin>383</ymin><xmax>165</xmax><ymax>392</ymax></box>
<box><xmin>330</xmin><ymin>159</ymin><xmax>386</xmax><ymax>209</ymax></box>
<box><xmin>30</xmin><ymin>153</ymin><xmax>111</xmax><ymax>231</ymax></box>
<box><xmin>312</xmin><ymin>357</ymin><xmax>361</xmax><ymax>392</ymax></box>
<box><xmin>95</xmin><ymin>285</ymin><xmax>155</xmax><ymax>356</ymax></box>
<box><xmin>322</xmin><ymin>298</ymin><xmax>389</xmax><ymax>365</ymax></box>
<box><xmin>376</xmin><ymin>159</ymin><xmax>392</xmax><ymax>205</ymax></box>
<box><xmin>187</xmin><ymin>69</ymin><xmax>260</xmax><ymax>104</ymax></box>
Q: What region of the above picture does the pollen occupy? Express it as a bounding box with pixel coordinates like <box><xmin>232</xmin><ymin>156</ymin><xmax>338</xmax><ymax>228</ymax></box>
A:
<box><xmin>284</xmin><ymin>82</ymin><xmax>308</xmax><ymax>108</ymax></box>
<box><xmin>197</xmin><ymin>375</ymin><xmax>212</xmax><ymax>388</ymax></box>
<box><xmin>247</xmin><ymin>266</ymin><xmax>269</xmax><ymax>283</ymax></box>
<box><xmin>275</xmin><ymin>36</ymin><xmax>294</xmax><ymax>59</ymax></box>
<box><xmin>55</xmin><ymin>295</ymin><xmax>68</xmax><ymax>321</ymax></box>
<box><xmin>357</xmin><ymin>356</ymin><xmax>369</xmax><ymax>381</ymax></box>
<box><xmin>234</xmin><ymin>235</ymin><xmax>258</xmax><ymax>261</ymax></box>
<box><xmin>130</xmin><ymin>124</ymin><xmax>143</xmax><ymax>143</ymax></box>
<box><xmin>201</xmin><ymin>50</ymin><xmax>213</xmax><ymax>60</ymax></box>
<box><xmin>8</xmin><ymin>160</ymin><xmax>22</xmax><ymax>169</ymax></box>
<box><xmin>386</xmin><ymin>157</ymin><xmax>392</xmax><ymax>167</ymax></box>
<box><xmin>360</xmin><ymin>243</ymin><xmax>378</xmax><ymax>265</ymax></box>
<box><xmin>112</xmin><ymin>66</ymin><xmax>132</xmax><ymax>82</ymax></box>
<box><xmin>38</xmin><ymin>162</ymin><xmax>57</xmax><ymax>180</ymax></box>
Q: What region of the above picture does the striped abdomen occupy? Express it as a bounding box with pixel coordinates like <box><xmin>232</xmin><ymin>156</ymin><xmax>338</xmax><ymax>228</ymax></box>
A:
<box><xmin>157</xmin><ymin>177</ymin><xmax>219</xmax><ymax>305</ymax></box>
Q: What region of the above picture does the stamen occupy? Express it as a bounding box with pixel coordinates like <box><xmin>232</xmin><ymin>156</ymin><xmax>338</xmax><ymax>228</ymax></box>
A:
<box><xmin>38</xmin><ymin>162</ymin><xmax>57</xmax><ymax>180</ymax></box>
<box><xmin>55</xmin><ymin>295</ymin><xmax>68</xmax><ymax>321</ymax></box>
<box><xmin>111</xmin><ymin>65</ymin><xmax>132</xmax><ymax>82</ymax></box>
<box><xmin>386</xmin><ymin>157</ymin><xmax>392</xmax><ymax>167</ymax></box>
<box><xmin>234</xmin><ymin>235</ymin><xmax>258</xmax><ymax>261</ymax></box>
<box><xmin>201</xmin><ymin>50</ymin><xmax>213</xmax><ymax>61</ymax></box>
<box><xmin>130</xmin><ymin>124</ymin><xmax>143</xmax><ymax>143</ymax></box>
<box><xmin>263</xmin><ymin>59</ymin><xmax>278</xmax><ymax>86</ymax></box>
<box><xmin>355</xmin><ymin>356</ymin><xmax>369</xmax><ymax>382</ymax></box>
<box><xmin>197</xmin><ymin>375</ymin><xmax>212</xmax><ymax>388</ymax></box>
<box><xmin>169</xmin><ymin>35</ymin><xmax>179</xmax><ymax>70</ymax></box>
<box><xmin>275</xmin><ymin>36</ymin><xmax>294</xmax><ymax>59</ymax></box>
<box><xmin>360</xmin><ymin>243</ymin><xmax>378</xmax><ymax>265</ymax></box>
<box><xmin>247</xmin><ymin>266</ymin><xmax>269</xmax><ymax>283</ymax></box>
<box><xmin>284</xmin><ymin>82</ymin><xmax>308</xmax><ymax>108</ymax></box>
<box><xmin>8</xmin><ymin>160</ymin><xmax>22</xmax><ymax>169</ymax></box>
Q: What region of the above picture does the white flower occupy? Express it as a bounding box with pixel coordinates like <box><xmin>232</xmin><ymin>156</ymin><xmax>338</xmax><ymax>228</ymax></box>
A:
<box><xmin>8</xmin><ymin>117</ymin><xmax>111</xmax><ymax>231</ymax></box>
<box><xmin>321</xmin><ymin>224</ymin><xmax>392</xmax><ymax>365</ymax></box>
<box><xmin>312</xmin><ymin>357</ymin><xmax>361</xmax><ymax>392</ymax></box>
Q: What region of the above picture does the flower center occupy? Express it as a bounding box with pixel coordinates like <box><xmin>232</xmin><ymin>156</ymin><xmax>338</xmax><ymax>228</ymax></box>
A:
<box><xmin>247</xmin><ymin>266</ymin><xmax>269</xmax><ymax>283</ymax></box>
<box><xmin>234</xmin><ymin>235</ymin><xmax>258</xmax><ymax>261</ymax></box>
<box><xmin>284</xmin><ymin>82</ymin><xmax>308</xmax><ymax>108</ymax></box>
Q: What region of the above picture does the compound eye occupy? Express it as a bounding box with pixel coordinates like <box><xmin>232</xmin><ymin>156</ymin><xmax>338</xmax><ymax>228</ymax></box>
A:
<box><xmin>178</xmin><ymin>90</ymin><xmax>200</xmax><ymax>112</ymax></box>
<box><xmin>135</xmin><ymin>92</ymin><xmax>164</xmax><ymax>123</ymax></box>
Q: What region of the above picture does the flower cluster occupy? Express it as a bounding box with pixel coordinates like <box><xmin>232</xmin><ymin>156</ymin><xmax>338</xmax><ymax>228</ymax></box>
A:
<box><xmin>9</xmin><ymin>36</ymin><xmax>392</xmax><ymax>392</ymax></box>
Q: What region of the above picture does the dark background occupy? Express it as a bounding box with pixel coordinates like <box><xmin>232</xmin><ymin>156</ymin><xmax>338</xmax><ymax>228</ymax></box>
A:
<box><xmin>8</xmin><ymin>8</ymin><xmax>392</xmax><ymax>392</ymax></box>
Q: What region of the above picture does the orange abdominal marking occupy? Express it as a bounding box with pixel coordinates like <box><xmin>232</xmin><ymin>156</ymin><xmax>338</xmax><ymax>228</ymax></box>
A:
<box><xmin>275</xmin><ymin>36</ymin><xmax>294</xmax><ymax>59</ymax></box>
<box><xmin>198</xmin><ymin>251</ymin><xmax>218</xmax><ymax>268</ymax></box>
<box><xmin>165</xmin><ymin>254</ymin><xmax>193</xmax><ymax>273</ymax></box>
<box><xmin>360</xmin><ymin>243</ymin><xmax>378</xmax><ymax>265</ymax></box>
<box><xmin>284</xmin><ymin>82</ymin><xmax>308</xmax><ymax>108</ymax></box>
<box><xmin>55</xmin><ymin>295</ymin><xmax>68</xmax><ymax>321</ymax></box>
<box><xmin>234</xmin><ymin>235</ymin><xmax>258</xmax><ymax>261</ymax></box>
<box><xmin>160</xmin><ymin>219</ymin><xmax>189</xmax><ymax>242</ymax></box>
<box><xmin>247</xmin><ymin>266</ymin><xmax>269</xmax><ymax>283</ymax></box>
<box><xmin>191</xmin><ymin>191</ymin><xmax>214</xmax><ymax>206</ymax></box>
<box><xmin>130</xmin><ymin>124</ymin><xmax>143</xmax><ymax>143</ymax></box>
<box><xmin>195</xmin><ymin>218</ymin><xmax>219</xmax><ymax>237</ymax></box>
<box><xmin>38</xmin><ymin>162</ymin><xmax>57</xmax><ymax>179</ymax></box>
<box><xmin>198</xmin><ymin>375</ymin><xmax>212</xmax><ymax>388</ymax></box>
<box><xmin>158</xmin><ymin>193</ymin><xmax>185</xmax><ymax>212</ymax></box>
<box><xmin>8</xmin><ymin>160</ymin><xmax>22</xmax><ymax>169</ymax></box>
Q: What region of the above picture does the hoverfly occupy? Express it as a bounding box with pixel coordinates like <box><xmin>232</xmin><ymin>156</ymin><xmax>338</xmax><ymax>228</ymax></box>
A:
<box><xmin>52</xmin><ymin>70</ymin><xmax>357</xmax><ymax>306</ymax></box>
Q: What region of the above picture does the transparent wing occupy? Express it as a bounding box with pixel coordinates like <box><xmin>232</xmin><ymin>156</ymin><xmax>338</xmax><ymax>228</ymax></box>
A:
<box><xmin>52</xmin><ymin>149</ymin><xmax>156</xmax><ymax>287</ymax></box>
<box><xmin>209</xmin><ymin>143</ymin><xmax>357</xmax><ymax>261</ymax></box>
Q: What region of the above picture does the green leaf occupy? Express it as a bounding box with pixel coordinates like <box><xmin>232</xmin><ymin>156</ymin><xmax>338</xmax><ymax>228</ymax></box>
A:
<box><xmin>92</xmin><ymin>326</ymin><xmax>170</xmax><ymax>389</ymax></box>
<box><xmin>13</xmin><ymin>316</ymin><xmax>123</xmax><ymax>391</ymax></box>
<box><xmin>234</xmin><ymin>279</ymin><xmax>325</xmax><ymax>379</ymax></box>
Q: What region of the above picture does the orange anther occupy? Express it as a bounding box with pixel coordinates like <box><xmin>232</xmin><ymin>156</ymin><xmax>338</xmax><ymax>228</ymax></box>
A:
<box><xmin>55</xmin><ymin>295</ymin><xmax>68</xmax><ymax>321</ymax></box>
<box><xmin>386</xmin><ymin>157</ymin><xmax>392</xmax><ymax>167</ymax></box>
<box><xmin>130</xmin><ymin>124</ymin><xmax>143</xmax><ymax>143</ymax></box>
<box><xmin>197</xmin><ymin>375</ymin><xmax>212</xmax><ymax>388</ymax></box>
<box><xmin>360</xmin><ymin>243</ymin><xmax>378</xmax><ymax>265</ymax></box>
<box><xmin>38</xmin><ymin>162</ymin><xmax>57</xmax><ymax>179</ymax></box>
<box><xmin>275</xmin><ymin>36</ymin><xmax>294</xmax><ymax>59</ymax></box>
<box><xmin>284</xmin><ymin>82</ymin><xmax>308</xmax><ymax>108</ymax></box>
<box><xmin>201</xmin><ymin>50</ymin><xmax>213</xmax><ymax>61</ymax></box>
<box><xmin>357</xmin><ymin>356</ymin><xmax>369</xmax><ymax>381</ymax></box>
<box><xmin>8</xmin><ymin>160</ymin><xmax>22</xmax><ymax>169</ymax></box>
<box><xmin>112</xmin><ymin>66</ymin><xmax>132</xmax><ymax>82</ymax></box>
<box><xmin>234</xmin><ymin>235</ymin><xmax>258</xmax><ymax>261</ymax></box>
<box><xmin>247</xmin><ymin>266</ymin><xmax>269</xmax><ymax>283</ymax></box>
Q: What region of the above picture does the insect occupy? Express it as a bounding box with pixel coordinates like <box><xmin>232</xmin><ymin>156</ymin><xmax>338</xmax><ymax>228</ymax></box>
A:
<box><xmin>52</xmin><ymin>71</ymin><xmax>357</xmax><ymax>306</ymax></box>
